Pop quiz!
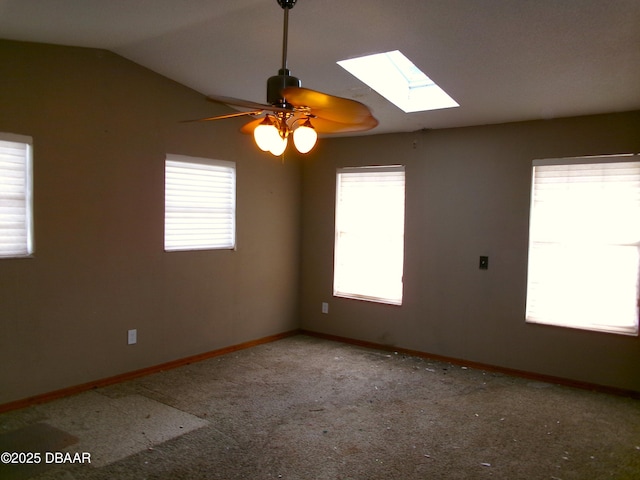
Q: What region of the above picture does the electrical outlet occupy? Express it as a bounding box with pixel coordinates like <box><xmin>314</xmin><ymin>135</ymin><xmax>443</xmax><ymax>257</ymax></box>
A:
<box><xmin>321</xmin><ymin>302</ymin><xmax>329</xmax><ymax>314</ymax></box>
<box><xmin>127</xmin><ymin>329</ymin><xmax>137</xmax><ymax>345</ymax></box>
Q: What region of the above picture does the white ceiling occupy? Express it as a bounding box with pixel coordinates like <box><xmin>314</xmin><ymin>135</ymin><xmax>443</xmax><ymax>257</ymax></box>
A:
<box><xmin>1</xmin><ymin>0</ymin><xmax>639</xmax><ymax>136</ymax></box>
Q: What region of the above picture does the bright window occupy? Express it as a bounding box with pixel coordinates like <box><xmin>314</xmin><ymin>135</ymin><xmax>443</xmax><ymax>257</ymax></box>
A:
<box><xmin>164</xmin><ymin>154</ymin><xmax>236</xmax><ymax>251</ymax></box>
<box><xmin>525</xmin><ymin>155</ymin><xmax>640</xmax><ymax>336</ymax></box>
<box><xmin>0</xmin><ymin>133</ymin><xmax>33</xmax><ymax>258</ymax></box>
<box><xmin>334</xmin><ymin>165</ymin><xmax>405</xmax><ymax>305</ymax></box>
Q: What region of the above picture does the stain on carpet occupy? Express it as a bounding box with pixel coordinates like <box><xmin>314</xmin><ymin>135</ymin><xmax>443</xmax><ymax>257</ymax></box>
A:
<box><xmin>0</xmin><ymin>422</ymin><xmax>78</xmax><ymax>480</ymax></box>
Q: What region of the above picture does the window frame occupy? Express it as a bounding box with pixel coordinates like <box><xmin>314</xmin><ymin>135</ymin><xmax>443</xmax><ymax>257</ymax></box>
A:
<box><xmin>333</xmin><ymin>164</ymin><xmax>406</xmax><ymax>306</ymax></box>
<box><xmin>525</xmin><ymin>154</ymin><xmax>640</xmax><ymax>336</ymax></box>
<box><xmin>164</xmin><ymin>154</ymin><xmax>236</xmax><ymax>252</ymax></box>
<box><xmin>0</xmin><ymin>132</ymin><xmax>34</xmax><ymax>259</ymax></box>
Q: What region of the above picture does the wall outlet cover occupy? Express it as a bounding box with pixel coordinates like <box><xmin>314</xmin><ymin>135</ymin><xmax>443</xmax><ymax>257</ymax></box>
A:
<box><xmin>127</xmin><ymin>329</ymin><xmax>137</xmax><ymax>345</ymax></box>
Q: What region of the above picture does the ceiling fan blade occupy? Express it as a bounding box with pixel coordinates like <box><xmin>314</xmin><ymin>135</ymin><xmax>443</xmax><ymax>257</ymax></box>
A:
<box><xmin>182</xmin><ymin>110</ymin><xmax>263</xmax><ymax>123</ymax></box>
<box><xmin>239</xmin><ymin>117</ymin><xmax>266</xmax><ymax>135</ymax></box>
<box><xmin>282</xmin><ymin>87</ymin><xmax>378</xmax><ymax>126</ymax></box>
<box><xmin>306</xmin><ymin>116</ymin><xmax>378</xmax><ymax>134</ymax></box>
<box><xmin>207</xmin><ymin>94</ymin><xmax>292</xmax><ymax>113</ymax></box>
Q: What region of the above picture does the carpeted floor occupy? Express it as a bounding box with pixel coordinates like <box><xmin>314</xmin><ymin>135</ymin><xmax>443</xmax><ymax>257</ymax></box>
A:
<box><xmin>1</xmin><ymin>334</ymin><xmax>639</xmax><ymax>479</ymax></box>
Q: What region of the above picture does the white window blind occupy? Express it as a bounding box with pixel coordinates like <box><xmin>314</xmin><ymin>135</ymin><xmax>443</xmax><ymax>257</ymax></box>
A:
<box><xmin>334</xmin><ymin>165</ymin><xmax>405</xmax><ymax>305</ymax></box>
<box><xmin>165</xmin><ymin>154</ymin><xmax>236</xmax><ymax>251</ymax></box>
<box><xmin>0</xmin><ymin>133</ymin><xmax>33</xmax><ymax>258</ymax></box>
<box><xmin>526</xmin><ymin>156</ymin><xmax>640</xmax><ymax>336</ymax></box>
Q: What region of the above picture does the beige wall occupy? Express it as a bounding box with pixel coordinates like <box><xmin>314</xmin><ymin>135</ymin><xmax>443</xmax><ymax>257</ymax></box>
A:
<box><xmin>1</xmin><ymin>38</ymin><xmax>639</xmax><ymax>405</ymax></box>
<box><xmin>300</xmin><ymin>111</ymin><xmax>640</xmax><ymax>392</ymax></box>
<box><xmin>0</xmin><ymin>40</ymin><xmax>302</xmax><ymax>404</ymax></box>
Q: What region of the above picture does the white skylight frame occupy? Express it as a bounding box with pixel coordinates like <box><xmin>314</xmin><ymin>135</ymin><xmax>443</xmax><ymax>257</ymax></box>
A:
<box><xmin>337</xmin><ymin>50</ymin><xmax>459</xmax><ymax>113</ymax></box>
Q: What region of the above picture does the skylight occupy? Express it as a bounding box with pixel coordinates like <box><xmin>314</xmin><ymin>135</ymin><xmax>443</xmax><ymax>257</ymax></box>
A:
<box><xmin>337</xmin><ymin>50</ymin><xmax>459</xmax><ymax>113</ymax></box>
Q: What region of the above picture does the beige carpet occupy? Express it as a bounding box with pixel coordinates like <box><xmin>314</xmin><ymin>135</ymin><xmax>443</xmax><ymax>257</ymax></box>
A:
<box><xmin>0</xmin><ymin>334</ymin><xmax>639</xmax><ymax>479</ymax></box>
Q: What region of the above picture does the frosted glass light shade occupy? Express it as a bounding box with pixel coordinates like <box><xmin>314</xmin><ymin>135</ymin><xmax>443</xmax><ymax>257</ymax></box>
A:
<box><xmin>269</xmin><ymin>136</ymin><xmax>288</xmax><ymax>156</ymax></box>
<box><xmin>254</xmin><ymin>123</ymin><xmax>280</xmax><ymax>152</ymax></box>
<box><xmin>293</xmin><ymin>124</ymin><xmax>318</xmax><ymax>153</ymax></box>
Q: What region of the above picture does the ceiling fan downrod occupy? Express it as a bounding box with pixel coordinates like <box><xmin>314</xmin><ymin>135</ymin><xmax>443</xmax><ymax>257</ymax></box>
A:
<box><xmin>267</xmin><ymin>0</ymin><xmax>300</xmax><ymax>106</ymax></box>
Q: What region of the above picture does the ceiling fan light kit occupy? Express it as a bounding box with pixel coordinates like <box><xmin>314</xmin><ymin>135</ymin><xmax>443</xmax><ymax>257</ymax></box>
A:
<box><xmin>254</xmin><ymin>117</ymin><xmax>288</xmax><ymax>156</ymax></box>
<box><xmin>188</xmin><ymin>0</ymin><xmax>377</xmax><ymax>156</ymax></box>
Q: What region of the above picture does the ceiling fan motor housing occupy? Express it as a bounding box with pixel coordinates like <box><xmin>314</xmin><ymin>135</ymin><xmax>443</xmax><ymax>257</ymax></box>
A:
<box><xmin>277</xmin><ymin>0</ymin><xmax>297</xmax><ymax>9</ymax></box>
<box><xmin>267</xmin><ymin>68</ymin><xmax>301</xmax><ymax>106</ymax></box>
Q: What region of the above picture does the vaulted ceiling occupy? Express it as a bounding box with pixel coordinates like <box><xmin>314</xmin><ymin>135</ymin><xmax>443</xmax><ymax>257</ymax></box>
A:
<box><xmin>1</xmin><ymin>0</ymin><xmax>639</xmax><ymax>135</ymax></box>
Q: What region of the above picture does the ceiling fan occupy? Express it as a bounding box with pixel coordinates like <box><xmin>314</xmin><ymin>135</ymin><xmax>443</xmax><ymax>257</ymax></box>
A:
<box><xmin>187</xmin><ymin>0</ymin><xmax>378</xmax><ymax>155</ymax></box>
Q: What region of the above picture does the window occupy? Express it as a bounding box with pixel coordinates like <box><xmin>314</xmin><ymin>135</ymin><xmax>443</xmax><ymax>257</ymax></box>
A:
<box><xmin>333</xmin><ymin>165</ymin><xmax>405</xmax><ymax>305</ymax></box>
<box><xmin>164</xmin><ymin>154</ymin><xmax>236</xmax><ymax>251</ymax></box>
<box><xmin>0</xmin><ymin>133</ymin><xmax>33</xmax><ymax>258</ymax></box>
<box><xmin>525</xmin><ymin>155</ymin><xmax>640</xmax><ymax>336</ymax></box>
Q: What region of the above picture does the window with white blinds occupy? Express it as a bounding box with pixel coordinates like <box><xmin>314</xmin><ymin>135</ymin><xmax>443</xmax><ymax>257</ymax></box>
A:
<box><xmin>526</xmin><ymin>155</ymin><xmax>640</xmax><ymax>336</ymax></box>
<box><xmin>164</xmin><ymin>154</ymin><xmax>236</xmax><ymax>251</ymax></box>
<box><xmin>334</xmin><ymin>165</ymin><xmax>405</xmax><ymax>305</ymax></box>
<box><xmin>0</xmin><ymin>133</ymin><xmax>33</xmax><ymax>258</ymax></box>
